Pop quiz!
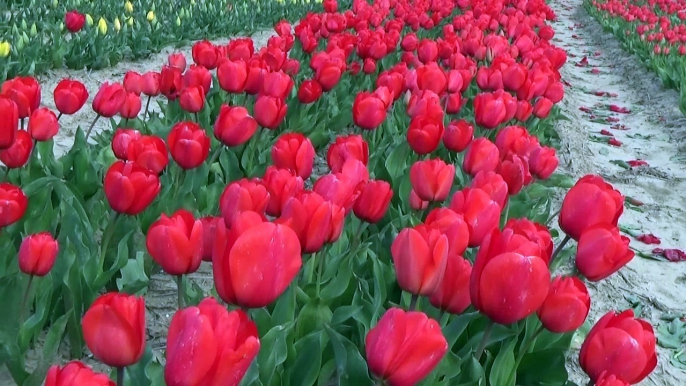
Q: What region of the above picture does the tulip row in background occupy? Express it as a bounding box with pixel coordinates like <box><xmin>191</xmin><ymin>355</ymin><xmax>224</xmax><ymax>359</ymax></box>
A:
<box><xmin>0</xmin><ymin>0</ymin><xmax>341</xmax><ymax>80</ymax></box>
<box><xmin>0</xmin><ymin>0</ymin><xmax>659</xmax><ymax>385</ymax></box>
<box><xmin>585</xmin><ymin>0</ymin><xmax>686</xmax><ymax>115</ymax></box>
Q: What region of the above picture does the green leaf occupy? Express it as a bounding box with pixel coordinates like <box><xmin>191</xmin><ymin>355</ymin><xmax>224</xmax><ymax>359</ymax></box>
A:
<box><xmin>257</xmin><ymin>323</ymin><xmax>293</xmax><ymax>385</ymax></box>
<box><xmin>117</xmin><ymin>252</ymin><xmax>149</xmax><ymax>295</ymax></box>
<box><xmin>289</xmin><ymin>330</ymin><xmax>325</xmax><ymax>386</ymax></box>
<box><xmin>22</xmin><ymin>314</ymin><xmax>68</xmax><ymax>386</ymax></box>
<box><xmin>516</xmin><ymin>348</ymin><xmax>569</xmax><ymax>385</ymax></box>
<box><xmin>488</xmin><ymin>340</ymin><xmax>516</xmax><ymax>386</ymax></box>
<box><xmin>384</xmin><ymin>142</ymin><xmax>410</xmax><ymax>183</ymax></box>
<box><xmin>320</xmin><ymin>258</ymin><xmax>352</xmax><ymax>302</ymax></box>
<box><xmin>324</xmin><ymin>325</ymin><xmax>373</xmax><ymax>386</ymax></box>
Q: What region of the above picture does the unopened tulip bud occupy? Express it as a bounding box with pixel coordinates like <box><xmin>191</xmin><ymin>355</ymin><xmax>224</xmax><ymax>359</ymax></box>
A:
<box><xmin>0</xmin><ymin>41</ymin><xmax>10</xmax><ymax>57</ymax></box>
<box><xmin>114</xmin><ymin>18</ymin><xmax>121</xmax><ymax>31</ymax></box>
<box><xmin>86</xmin><ymin>14</ymin><xmax>94</xmax><ymax>26</ymax></box>
<box><xmin>97</xmin><ymin>18</ymin><xmax>107</xmax><ymax>35</ymax></box>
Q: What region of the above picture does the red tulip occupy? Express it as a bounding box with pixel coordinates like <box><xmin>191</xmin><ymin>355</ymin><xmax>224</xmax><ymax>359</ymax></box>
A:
<box><xmin>363</xmin><ymin>58</ymin><xmax>377</xmax><ymax>74</ymax></box>
<box><xmin>463</xmin><ymin>138</ymin><xmax>500</xmax><ymax>177</ymax></box>
<box><xmin>391</xmin><ymin>225</ymin><xmax>449</xmax><ymax>296</ymax></box>
<box><xmin>82</xmin><ymin>293</ymin><xmax>146</xmax><ymax>367</ymax></box>
<box><xmin>323</xmin><ymin>0</ymin><xmax>338</xmax><ymax>12</ymax></box>
<box><xmin>53</xmin><ymin>79</ymin><xmax>89</xmax><ymax>115</ymax></box>
<box><xmin>217</xmin><ymin>60</ymin><xmax>248</xmax><ymax>94</ymax></box>
<box><xmin>160</xmin><ymin>65</ymin><xmax>183</xmax><ymax>101</ymax></box>
<box><xmin>409</xmin><ymin>189</ymin><xmax>429</xmax><ymax>211</ymax></box>
<box><xmin>213</xmin><ymin>221</ymin><xmax>302</xmax><ymax>308</ymax></box>
<box><xmin>123</xmin><ymin>71</ymin><xmax>143</xmax><ymax>95</ymax></box>
<box><xmin>314</xmin><ymin>166</ymin><xmax>368</xmax><ymax>214</ymax></box>
<box><xmin>425</xmin><ymin>208</ymin><xmax>470</xmax><ymax>257</ymax></box>
<box><xmin>179</xmin><ymin>85</ymin><xmax>205</xmax><ymax>113</ymax></box>
<box><xmin>352</xmin><ymin>91</ymin><xmax>387</xmax><ymax>130</ymax></box>
<box><xmin>470</xmin><ymin>171</ymin><xmax>508</xmax><ymax>209</ymax></box>
<box><xmin>595</xmin><ymin>372</ymin><xmax>631</xmax><ymax>386</ymax></box>
<box><xmin>245</xmin><ymin>64</ymin><xmax>267</xmax><ymax>95</ymax></box>
<box><xmin>429</xmin><ymin>255</ymin><xmax>472</xmax><ymax>314</ymax></box>
<box><xmin>515</xmin><ymin>100</ymin><xmax>533</xmax><ymax>121</ymax></box>
<box><xmin>28</xmin><ymin>107</ymin><xmax>59</xmax><ymax>141</ymax></box>
<box><xmin>112</xmin><ymin>129</ymin><xmax>141</xmax><ymax>160</ymax></box>
<box><xmin>254</xmin><ymin>95</ymin><xmax>287</xmax><ymax>129</ymax></box>
<box><xmin>407</xmin><ymin>114</ymin><xmax>444</xmax><ymax>155</ymax></box>
<box><xmin>315</xmin><ymin>62</ymin><xmax>343</xmax><ymax>91</ymax></box>
<box><xmin>559</xmin><ymin>175</ymin><xmax>623</xmax><ymax>240</ymax></box>
<box><xmin>0</xmin><ymin>129</ymin><xmax>32</xmax><ymax>168</ymax></box>
<box><xmin>167</xmin><ymin>121</ymin><xmax>210</xmax><ymax>169</ymax></box>
<box><xmin>64</xmin><ymin>10</ymin><xmax>86</xmax><ymax>33</ymax></box>
<box><xmin>262</xmin><ymin>166</ymin><xmax>304</xmax><ymax>217</ymax></box>
<box><xmin>450</xmin><ymin>188</ymin><xmax>502</xmax><ymax>247</ymax></box>
<box><xmin>227</xmin><ymin>38</ymin><xmax>255</xmax><ymax>62</ymax></box>
<box><xmin>498</xmin><ymin>153</ymin><xmax>532</xmax><ymax>195</ymax></box>
<box><xmin>183</xmin><ymin>65</ymin><xmax>212</xmax><ymax>95</ymax></box>
<box><xmin>219</xmin><ymin>179</ymin><xmax>269</xmax><ymax>228</ymax></box>
<box><xmin>504</xmin><ymin>218</ymin><xmax>553</xmax><ymax>263</ymax></box>
<box><xmin>443</xmin><ymin>119</ymin><xmax>473</xmax><ymax>152</ymax></box>
<box><xmin>18</xmin><ymin>232</ymin><xmax>59</xmax><ymax>277</ymax></box>
<box><xmin>141</xmin><ymin>72</ymin><xmax>161</xmax><ymax>97</ymax></box>
<box><xmin>191</xmin><ymin>40</ymin><xmax>219</xmax><ymax>69</ymax></box>
<box><xmin>45</xmin><ymin>361</ymin><xmax>114</xmax><ymax>386</ymax></box>
<box><xmin>473</xmin><ymin>92</ymin><xmax>507</xmax><ymax>129</ymax></box>
<box><xmin>92</xmin><ymin>82</ymin><xmax>126</xmax><ymax>118</ymax></box>
<box><xmin>119</xmin><ymin>92</ymin><xmax>142</xmax><ymax>119</ymax></box>
<box><xmin>147</xmin><ymin>209</ymin><xmax>203</xmax><ymax>276</ymax></box>
<box><xmin>271</xmin><ymin>133</ymin><xmax>315</xmax><ymax>179</ymax></box>
<box><xmin>278</xmin><ymin>191</ymin><xmax>340</xmax><ymax>253</ymax></box>
<box><xmin>262</xmin><ymin>71</ymin><xmax>294</xmax><ymax>100</ymax></box>
<box><xmin>297</xmin><ymin>79</ymin><xmax>323</xmax><ymax>104</ymax></box>
<box><xmin>0</xmin><ymin>96</ymin><xmax>18</xmax><ymax>149</ymax></box>
<box><xmin>1</xmin><ymin>76</ymin><xmax>41</xmax><ymax>119</ymax></box>
<box><xmin>409</xmin><ymin>159</ymin><xmax>455</xmax><ymax>202</ymax></box>
<box><xmin>104</xmin><ymin>161</ymin><xmax>161</xmax><ymax>215</ymax></box>
<box><xmin>401</xmin><ymin>33</ymin><xmax>419</xmax><ymax>51</ymax></box>
<box><xmin>576</xmin><ymin>224</ymin><xmax>634</xmax><ymax>281</ymax></box>
<box><xmin>537</xmin><ymin>276</ymin><xmax>590</xmax><ymax>333</ymax></box>
<box><xmin>164</xmin><ymin>298</ymin><xmax>260</xmax><ymax>386</ymax></box>
<box><xmin>533</xmin><ymin>97</ymin><xmax>554</xmax><ymax>118</ymax></box>
<box><xmin>415</xmin><ymin>63</ymin><xmax>447</xmax><ymax>94</ymax></box>
<box><xmin>127</xmin><ymin>135</ymin><xmax>169</xmax><ymax>174</ymax></box>
<box><xmin>471</xmin><ymin>248</ymin><xmax>550</xmax><ymax>324</ymax></box>
<box><xmin>365</xmin><ymin>308</ymin><xmax>448</xmax><ymax>386</ymax></box>
<box><xmin>0</xmin><ymin>182</ymin><xmax>26</xmax><ymax>227</ymax></box>
<box><xmin>353</xmin><ymin>180</ymin><xmax>392</xmax><ymax>223</ymax></box>
<box><xmin>529</xmin><ymin>146</ymin><xmax>559</xmax><ymax>179</ymax></box>
<box><xmin>168</xmin><ymin>53</ymin><xmax>187</xmax><ymax>72</ymax></box>
<box><xmin>417</xmin><ymin>39</ymin><xmax>439</xmax><ymax>63</ymax></box>
<box><xmin>200</xmin><ymin>216</ymin><xmax>221</xmax><ymax>262</ymax></box>
<box><xmin>214</xmin><ymin>105</ymin><xmax>258</xmax><ymax>147</ymax></box>
<box><xmin>579</xmin><ymin>310</ymin><xmax>657</xmax><ymax>384</ymax></box>
<box><xmin>327</xmin><ymin>134</ymin><xmax>368</xmax><ymax>174</ymax></box>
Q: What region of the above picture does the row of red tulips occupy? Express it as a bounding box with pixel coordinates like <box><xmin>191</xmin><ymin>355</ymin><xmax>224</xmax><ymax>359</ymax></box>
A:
<box><xmin>0</xmin><ymin>0</ymin><xmax>658</xmax><ymax>385</ymax></box>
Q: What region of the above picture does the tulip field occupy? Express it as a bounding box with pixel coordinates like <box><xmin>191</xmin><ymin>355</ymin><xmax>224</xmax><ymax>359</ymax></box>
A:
<box><xmin>585</xmin><ymin>0</ymin><xmax>686</xmax><ymax>115</ymax></box>
<box><xmin>3</xmin><ymin>0</ymin><xmax>684</xmax><ymax>384</ymax></box>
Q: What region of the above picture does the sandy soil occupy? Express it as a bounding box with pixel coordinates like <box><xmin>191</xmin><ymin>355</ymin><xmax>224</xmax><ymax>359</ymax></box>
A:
<box><xmin>549</xmin><ymin>0</ymin><xmax>686</xmax><ymax>384</ymax></box>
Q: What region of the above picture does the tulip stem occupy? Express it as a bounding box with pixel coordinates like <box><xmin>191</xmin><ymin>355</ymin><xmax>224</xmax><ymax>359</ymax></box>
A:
<box><xmin>176</xmin><ymin>275</ymin><xmax>185</xmax><ymax>310</ymax></box>
<box><xmin>474</xmin><ymin>320</ymin><xmax>495</xmax><ymax>361</ymax></box>
<box><xmin>585</xmin><ymin>381</ymin><xmax>594</xmax><ymax>386</ymax></box>
<box><xmin>408</xmin><ymin>294</ymin><xmax>419</xmax><ymax>311</ymax></box>
<box><xmin>550</xmin><ymin>235</ymin><xmax>571</xmax><ymax>267</ymax></box>
<box><xmin>500</xmin><ymin>201</ymin><xmax>510</xmax><ymax>228</ymax></box>
<box><xmin>208</xmin><ymin>146</ymin><xmax>223</xmax><ymax>166</ymax></box>
<box><xmin>315</xmin><ymin>254</ymin><xmax>324</xmax><ymax>298</ymax></box>
<box><xmin>99</xmin><ymin>212</ymin><xmax>121</xmax><ymax>273</ymax></box>
<box><xmin>20</xmin><ymin>118</ymin><xmax>25</xmax><ymax>131</ymax></box>
<box><xmin>85</xmin><ymin>114</ymin><xmax>101</xmax><ymax>141</ymax></box>
<box><xmin>57</xmin><ymin>112</ymin><xmax>63</xmax><ymax>121</ymax></box>
<box><xmin>116</xmin><ymin>367</ymin><xmax>125</xmax><ymax>386</ymax></box>
<box><xmin>143</xmin><ymin>96</ymin><xmax>152</xmax><ymax>120</ymax></box>
<box><xmin>508</xmin><ymin>325</ymin><xmax>546</xmax><ymax>385</ymax></box>
<box><xmin>194</xmin><ymin>112</ymin><xmax>199</xmax><ymax>123</ymax></box>
<box><xmin>19</xmin><ymin>275</ymin><xmax>34</xmax><ymax>324</ymax></box>
<box><xmin>1</xmin><ymin>167</ymin><xmax>9</xmax><ymax>182</ymax></box>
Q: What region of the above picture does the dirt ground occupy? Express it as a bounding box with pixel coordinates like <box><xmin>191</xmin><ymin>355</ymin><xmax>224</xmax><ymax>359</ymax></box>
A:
<box><xmin>548</xmin><ymin>0</ymin><xmax>686</xmax><ymax>384</ymax></box>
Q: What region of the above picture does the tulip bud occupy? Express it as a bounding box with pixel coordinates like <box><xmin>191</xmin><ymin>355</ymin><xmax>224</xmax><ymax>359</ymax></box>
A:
<box><xmin>147</xmin><ymin>210</ymin><xmax>203</xmax><ymax>276</ymax></box>
<box><xmin>18</xmin><ymin>232</ymin><xmax>59</xmax><ymax>277</ymax></box>
<box><xmin>97</xmin><ymin>18</ymin><xmax>107</xmax><ymax>35</ymax></box>
<box><xmin>114</xmin><ymin>18</ymin><xmax>121</xmax><ymax>31</ymax></box>
<box><xmin>46</xmin><ymin>362</ymin><xmax>114</xmax><ymax>386</ymax></box>
<box><xmin>147</xmin><ymin>11</ymin><xmax>155</xmax><ymax>22</ymax></box>
<box><xmin>86</xmin><ymin>14</ymin><xmax>93</xmax><ymax>26</ymax></box>
<box><xmin>391</xmin><ymin>225</ymin><xmax>449</xmax><ymax>296</ymax></box>
<box><xmin>0</xmin><ymin>41</ymin><xmax>10</xmax><ymax>58</ymax></box>
<box><xmin>537</xmin><ymin>276</ymin><xmax>590</xmax><ymax>333</ymax></box>
<box><xmin>125</xmin><ymin>0</ymin><xmax>133</xmax><ymax>12</ymax></box>
<box><xmin>30</xmin><ymin>23</ymin><xmax>37</xmax><ymax>37</ymax></box>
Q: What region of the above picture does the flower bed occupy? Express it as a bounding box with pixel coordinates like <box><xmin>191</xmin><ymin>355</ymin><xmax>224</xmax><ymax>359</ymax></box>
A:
<box><xmin>0</xmin><ymin>0</ymin><xmax>657</xmax><ymax>385</ymax></box>
<box><xmin>585</xmin><ymin>0</ymin><xmax>686</xmax><ymax>115</ymax></box>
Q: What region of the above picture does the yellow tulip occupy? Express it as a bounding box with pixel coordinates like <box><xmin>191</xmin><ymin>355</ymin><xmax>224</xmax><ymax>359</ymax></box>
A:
<box><xmin>147</xmin><ymin>11</ymin><xmax>155</xmax><ymax>22</ymax></box>
<box><xmin>0</xmin><ymin>41</ymin><xmax>10</xmax><ymax>58</ymax></box>
<box><xmin>98</xmin><ymin>17</ymin><xmax>107</xmax><ymax>35</ymax></box>
<box><xmin>86</xmin><ymin>14</ymin><xmax>94</xmax><ymax>26</ymax></box>
<box><xmin>114</xmin><ymin>17</ymin><xmax>121</xmax><ymax>31</ymax></box>
<box><xmin>125</xmin><ymin>1</ymin><xmax>133</xmax><ymax>13</ymax></box>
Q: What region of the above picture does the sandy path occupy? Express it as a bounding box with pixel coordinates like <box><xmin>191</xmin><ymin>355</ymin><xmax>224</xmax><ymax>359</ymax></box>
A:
<box><xmin>35</xmin><ymin>30</ymin><xmax>273</xmax><ymax>158</ymax></box>
<box><xmin>549</xmin><ymin>0</ymin><xmax>686</xmax><ymax>384</ymax></box>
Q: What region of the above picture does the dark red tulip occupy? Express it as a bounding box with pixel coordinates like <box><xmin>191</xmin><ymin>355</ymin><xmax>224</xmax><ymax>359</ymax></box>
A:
<box><xmin>53</xmin><ymin>79</ymin><xmax>89</xmax><ymax>115</ymax></box>
<box><xmin>365</xmin><ymin>308</ymin><xmax>448</xmax><ymax>386</ymax></box>
<box><xmin>0</xmin><ymin>129</ymin><xmax>32</xmax><ymax>168</ymax></box>
<box><xmin>213</xmin><ymin>221</ymin><xmax>302</xmax><ymax>308</ymax></box>
<box><xmin>559</xmin><ymin>175</ymin><xmax>623</xmax><ymax>241</ymax></box>
<box><xmin>262</xmin><ymin>166</ymin><xmax>304</xmax><ymax>217</ymax></box>
<box><xmin>18</xmin><ymin>232</ymin><xmax>59</xmax><ymax>277</ymax></box>
<box><xmin>167</xmin><ymin>121</ymin><xmax>210</xmax><ymax>169</ymax></box>
<box><xmin>64</xmin><ymin>10</ymin><xmax>86</xmax><ymax>33</ymax></box>
<box><xmin>580</xmin><ymin>310</ymin><xmax>657</xmax><ymax>384</ymax></box>
<box><xmin>576</xmin><ymin>224</ymin><xmax>634</xmax><ymax>281</ymax></box>
<box><xmin>164</xmin><ymin>298</ymin><xmax>260</xmax><ymax>386</ymax></box>
<box><xmin>214</xmin><ymin>105</ymin><xmax>258</xmax><ymax>147</ymax></box>
<box><xmin>254</xmin><ymin>95</ymin><xmax>287</xmax><ymax>129</ymax></box>
<box><xmin>104</xmin><ymin>161</ymin><xmax>161</xmax><ymax>215</ymax></box>
<box><xmin>1</xmin><ymin>76</ymin><xmax>41</xmax><ymax>119</ymax></box>
<box><xmin>82</xmin><ymin>293</ymin><xmax>146</xmax><ymax>367</ymax></box>
<box><xmin>112</xmin><ymin>129</ymin><xmax>141</xmax><ymax>160</ymax></box>
<box><xmin>537</xmin><ymin>276</ymin><xmax>590</xmax><ymax>333</ymax></box>
<box><xmin>191</xmin><ymin>40</ymin><xmax>219</xmax><ymax>69</ymax></box>
<box><xmin>119</xmin><ymin>92</ymin><xmax>142</xmax><ymax>119</ymax></box>
<box><xmin>271</xmin><ymin>133</ymin><xmax>315</xmax><ymax>179</ymax></box>
<box><xmin>147</xmin><ymin>209</ymin><xmax>203</xmax><ymax>275</ymax></box>
<box><xmin>160</xmin><ymin>65</ymin><xmax>183</xmax><ymax>101</ymax></box>
<box><xmin>429</xmin><ymin>255</ymin><xmax>472</xmax><ymax>314</ymax></box>
<box><xmin>45</xmin><ymin>361</ymin><xmax>114</xmax><ymax>386</ymax></box>
<box><xmin>219</xmin><ymin>179</ymin><xmax>270</xmax><ymax>228</ymax></box>
<box><xmin>92</xmin><ymin>82</ymin><xmax>126</xmax><ymax>118</ymax></box>
<box><xmin>127</xmin><ymin>135</ymin><xmax>169</xmax><ymax>174</ymax></box>
<box><xmin>28</xmin><ymin>107</ymin><xmax>59</xmax><ymax>141</ymax></box>
<box><xmin>409</xmin><ymin>159</ymin><xmax>455</xmax><ymax>202</ymax></box>
<box><xmin>353</xmin><ymin>180</ymin><xmax>392</xmax><ymax>223</ymax></box>
<box><xmin>297</xmin><ymin>79</ymin><xmax>323</xmax><ymax>104</ymax></box>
